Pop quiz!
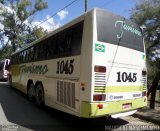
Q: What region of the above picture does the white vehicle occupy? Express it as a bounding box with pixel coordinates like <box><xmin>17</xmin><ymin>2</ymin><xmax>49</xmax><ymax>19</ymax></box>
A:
<box><xmin>10</xmin><ymin>8</ymin><xmax>147</xmax><ymax>118</ymax></box>
<box><xmin>0</xmin><ymin>59</ymin><xmax>10</xmax><ymax>81</ymax></box>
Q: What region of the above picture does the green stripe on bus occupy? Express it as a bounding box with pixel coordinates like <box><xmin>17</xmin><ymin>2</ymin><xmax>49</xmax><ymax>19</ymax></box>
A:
<box><xmin>94</xmin><ymin>86</ymin><xmax>143</xmax><ymax>93</ymax></box>
<box><xmin>107</xmin><ymin>86</ymin><xmax>143</xmax><ymax>93</ymax></box>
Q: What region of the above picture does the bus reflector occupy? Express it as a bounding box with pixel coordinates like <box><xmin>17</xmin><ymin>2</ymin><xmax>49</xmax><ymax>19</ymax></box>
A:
<box><xmin>94</xmin><ymin>66</ymin><xmax>106</xmax><ymax>73</ymax></box>
<box><xmin>93</xmin><ymin>94</ymin><xmax>106</xmax><ymax>101</ymax></box>
<box><xmin>97</xmin><ymin>104</ymin><xmax>103</xmax><ymax>109</ymax></box>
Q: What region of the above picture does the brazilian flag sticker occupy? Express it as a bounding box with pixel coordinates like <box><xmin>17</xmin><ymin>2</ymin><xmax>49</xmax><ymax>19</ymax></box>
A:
<box><xmin>95</xmin><ymin>43</ymin><xmax>105</xmax><ymax>53</ymax></box>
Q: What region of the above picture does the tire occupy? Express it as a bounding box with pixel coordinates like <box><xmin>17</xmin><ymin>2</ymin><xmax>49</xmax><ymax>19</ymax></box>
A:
<box><xmin>35</xmin><ymin>84</ymin><xmax>44</xmax><ymax>107</ymax></box>
<box><xmin>27</xmin><ymin>83</ymin><xmax>35</xmax><ymax>101</ymax></box>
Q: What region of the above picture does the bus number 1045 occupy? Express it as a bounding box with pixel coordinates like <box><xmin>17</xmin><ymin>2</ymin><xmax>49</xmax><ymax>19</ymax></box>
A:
<box><xmin>56</xmin><ymin>59</ymin><xmax>74</xmax><ymax>75</ymax></box>
<box><xmin>117</xmin><ymin>72</ymin><xmax>137</xmax><ymax>82</ymax></box>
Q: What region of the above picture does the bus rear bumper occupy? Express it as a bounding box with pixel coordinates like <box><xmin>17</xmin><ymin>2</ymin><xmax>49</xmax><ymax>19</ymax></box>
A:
<box><xmin>81</xmin><ymin>97</ymin><xmax>147</xmax><ymax>118</ymax></box>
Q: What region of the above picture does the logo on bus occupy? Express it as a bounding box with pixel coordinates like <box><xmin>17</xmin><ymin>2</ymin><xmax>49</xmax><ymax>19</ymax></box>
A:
<box><xmin>20</xmin><ymin>64</ymin><xmax>48</xmax><ymax>75</ymax></box>
<box><xmin>115</xmin><ymin>20</ymin><xmax>142</xmax><ymax>39</ymax></box>
<box><xmin>95</xmin><ymin>43</ymin><xmax>105</xmax><ymax>53</ymax></box>
<box><xmin>109</xmin><ymin>95</ymin><xmax>123</xmax><ymax>100</ymax></box>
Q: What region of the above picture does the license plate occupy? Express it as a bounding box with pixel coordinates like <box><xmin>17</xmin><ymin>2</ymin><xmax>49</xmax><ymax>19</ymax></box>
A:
<box><xmin>122</xmin><ymin>103</ymin><xmax>132</xmax><ymax>109</ymax></box>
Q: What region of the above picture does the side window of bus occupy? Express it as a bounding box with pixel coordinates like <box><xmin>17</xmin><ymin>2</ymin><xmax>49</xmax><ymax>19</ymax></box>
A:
<box><xmin>34</xmin><ymin>45</ymin><xmax>40</xmax><ymax>60</ymax></box>
<box><xmin>72</xmin><ymin>22</ymin><xmax>83</xmax><ymax>55</ymax></box>
<box><xmin>25</xmin><ymin>49</ymin><xmax>29</xmax><ymax>62</ymax></box>
<box><xmin>65</xmin><ymin>29</ymin><xmax>72</xmax><ymax>54</ymax></box>
<box><xmin>55</xmin><ymin>33</ymin><xmax>66</xmax><ymax>55</ymax></box>
<box><xmin>42</xmin><ymin>40</ymin><xmax>47</xmax><ymax>59</ymax></box>
<box><xmin>14</xmin><ymin>54</ymin><xmax>18</xmax><ymax>64</ymax></box>
<box><xmin>39</xmin><ymin>42</ymin><xmax>46</xmax><ymax>60</ymax></box>
<box><xmin>23</xmin><ymin>50</ymin><xmax>27</xmax><ymax>63</ymax></box>
<box><xmin>13</xmin><ymin>55</ymin><xmax>16</xmax><ymax>64</ymax></box>
<box><xmin>47</xmin><ymin>37</ymin><xmax>56</xmax><ymax>57</ymax></box>
<box><xmin>28</xmin><ymin>47</ymin><xmax>34</xmax><ymax>62</ymax></box>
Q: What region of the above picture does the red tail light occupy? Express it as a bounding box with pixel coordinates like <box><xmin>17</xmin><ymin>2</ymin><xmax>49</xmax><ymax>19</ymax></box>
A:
<box><xmin>142</xmin><ymin>91</ymin><xmax>147</xmax><ymax>96</ymax></box>
<box><xmin>93</xmin><ymin>94</ymin><xmax>106</xmax><ymax>101</ymax></box>
<box><xmin>94</xmin><ymin>66</ymin><xmax>106</xmax><ymax>73</ymax></box>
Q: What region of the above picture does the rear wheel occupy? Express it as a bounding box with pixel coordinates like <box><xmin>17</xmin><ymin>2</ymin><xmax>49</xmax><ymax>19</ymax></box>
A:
<box><xmin>27</xmin><ymin>83</ymin><xmax>35</xmax><ymax>101</ymax></box>
<box><xmin>35</xmin><ymin>84</ymin><xmax>44</xmax><ymax>107</ymax></box>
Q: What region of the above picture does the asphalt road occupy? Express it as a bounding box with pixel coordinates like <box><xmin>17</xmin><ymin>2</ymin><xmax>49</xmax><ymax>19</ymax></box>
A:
<box><xmin>0</xmin><ymin>82</ymin><xmax>157</xmax><ymax>131</ymax></box>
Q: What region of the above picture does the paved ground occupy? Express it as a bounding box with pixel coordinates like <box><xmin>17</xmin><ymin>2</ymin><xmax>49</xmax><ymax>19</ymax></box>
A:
<box><xmin>133</xmin><ymin>100</ymin><xmax>160</xmax><ymax>126</ymax></box>
<box><xmin>0</xmin><ymin>82</ymin><xmax>159</xmax><ymax>131</ymax></box>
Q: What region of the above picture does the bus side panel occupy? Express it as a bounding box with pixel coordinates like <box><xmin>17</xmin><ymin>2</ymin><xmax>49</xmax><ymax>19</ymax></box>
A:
<box><xmin>11</xmin><ymin>64</ymin><xmax>26</xmax><ymax>93</ymax></box>
<box><xmin>79</xmin><ymin>11</ymin><xmax>94</xmax><ymax>104</ymax></box>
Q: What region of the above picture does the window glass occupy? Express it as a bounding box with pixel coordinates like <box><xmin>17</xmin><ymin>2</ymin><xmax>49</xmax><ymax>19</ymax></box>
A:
<box><xmin>96</xmin><ymin>9</ymin><xmax>144</xmax><ymax>52</ymax></box>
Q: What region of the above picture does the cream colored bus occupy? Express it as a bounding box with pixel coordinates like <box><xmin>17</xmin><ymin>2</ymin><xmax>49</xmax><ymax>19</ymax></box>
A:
<box><xmin>10</xmin><ymin>8</ymin><xmax>147</xmax><ymax>118</ymax></box>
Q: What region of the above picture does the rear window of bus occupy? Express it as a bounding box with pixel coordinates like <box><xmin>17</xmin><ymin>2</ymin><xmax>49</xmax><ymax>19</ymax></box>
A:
<box><xmin>96</xmin><ymin>9</ymin><xmax>144</xmax><ymax>52</ymax></box>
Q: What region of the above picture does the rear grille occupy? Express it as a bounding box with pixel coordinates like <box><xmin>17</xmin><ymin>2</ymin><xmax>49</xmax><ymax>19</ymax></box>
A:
<box><xmin>57</xmin><ymin>80</ymin><xmax>75</xmax><ymax>109</ymax></box>
<box><xmin>94</xmin><ymin>73</ymin><xmax>106</xmax><ymax>93</ymax></box>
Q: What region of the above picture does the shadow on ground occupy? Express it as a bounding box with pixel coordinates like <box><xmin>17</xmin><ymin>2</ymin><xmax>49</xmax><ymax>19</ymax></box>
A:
<box><xmin>0</xmin><ymin>83</ymin><xmax>128</xmax><ymax>131</ymax></box>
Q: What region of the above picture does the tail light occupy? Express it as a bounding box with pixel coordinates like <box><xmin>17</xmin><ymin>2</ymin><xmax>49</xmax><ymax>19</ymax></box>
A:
<box><xmin>93</xmin><ymin>94</ymin><xmax>106</xmax><ymax>101</ymax></box>
<box><xmin>142</xmin><ymin>91</ymin><xmax>147</xmax><ymax>96</ymax></box>
<box><xmin>94</xmin><ymin>66</ymin><xmax>106</xmax><ymax>73</ymax></box>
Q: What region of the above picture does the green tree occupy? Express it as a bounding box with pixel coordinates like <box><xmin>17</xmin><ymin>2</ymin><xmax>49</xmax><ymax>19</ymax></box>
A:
<box><xmin>0</xmin><ymin>0</ymin><xmax>48</xmax><ymax>59</ymax></box>
<box><xmin>131</xmin><ymin>0</ymin><xmax>160</xmax><ymax>109</ymax></box>
<box><xmin>0</xmin><ymin>45</ymin><xmax>12</xmax><ymax>60</ymax></box>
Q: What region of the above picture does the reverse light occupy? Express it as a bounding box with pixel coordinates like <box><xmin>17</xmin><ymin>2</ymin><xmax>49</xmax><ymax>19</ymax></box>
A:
<box><xmin>94</xmin><ymin>66</ymin><xmax>106</xmax><ymax>73</ymax></box>
<box><xmin>93</xmin><ymin>94</ymin><xmax>106</xmax><ymax>101</ymax></box>
<box><xmin>142</xmin><ymin>70</ymin><xmax>147</xmax><ymax>76</ymax></box>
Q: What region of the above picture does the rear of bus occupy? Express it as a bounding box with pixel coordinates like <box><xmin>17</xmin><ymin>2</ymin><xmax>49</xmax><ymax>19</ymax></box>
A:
<box><xmin>81</xmin><ymin>9</ymin><xmax>147</xmax><ymax>118</ymax></box>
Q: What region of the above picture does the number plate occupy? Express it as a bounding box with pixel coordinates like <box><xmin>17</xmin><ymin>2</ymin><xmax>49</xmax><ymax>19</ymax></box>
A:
<box><xmin>122</xmin><ymin>103</ymin><xmax>132</xmax><ymax>109</ymax></box>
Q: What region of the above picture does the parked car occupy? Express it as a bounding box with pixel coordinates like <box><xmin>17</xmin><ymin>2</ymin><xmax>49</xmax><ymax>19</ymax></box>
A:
<box><xmin>0</xmin><ymin>59</ymin><xmax>10</xmax><ymax>81</ymax></box>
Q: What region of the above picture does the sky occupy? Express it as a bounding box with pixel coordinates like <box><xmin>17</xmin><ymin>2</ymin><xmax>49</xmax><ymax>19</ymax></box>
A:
<box><xmin>0</xmin><ymin>0</ymin><xmax>141</xmax><ymax>48</ymax></box>
<box><xmin>33</xmin><ymin>0</ymin><xmax>140</xmax><ymax>32</ymax></box>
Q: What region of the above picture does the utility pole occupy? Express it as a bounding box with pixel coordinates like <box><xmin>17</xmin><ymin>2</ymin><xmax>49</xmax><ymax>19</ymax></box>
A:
<box><xmin>85</xmin><ymin>0</ymin><xmax>88</xmax><ymax>12</ymax></box>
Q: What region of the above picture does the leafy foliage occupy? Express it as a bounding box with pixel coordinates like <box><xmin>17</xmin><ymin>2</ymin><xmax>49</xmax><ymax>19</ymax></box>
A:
<box><xmin>131</xmin><ymin>0</ymin><xmax>160</xmax><ymax>62</ymax></box>
<box><xmin>131</xmin><ymin>0</ymin><xmax>160</xmax><ymax>109</ymax></box>
<box><xmin>0</xmin><ymin>0</ymin><xmax>48</xmax><ymax>58</ymax></box>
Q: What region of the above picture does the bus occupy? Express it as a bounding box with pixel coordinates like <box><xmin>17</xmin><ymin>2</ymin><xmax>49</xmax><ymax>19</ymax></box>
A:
<box><xmin>0</xmin><ymin>59</ymin><xmax>10</xmax><ymax>81</ymax></box>
<box><xmin>9</xmin><ymin>8</ymin><xmax>147</xmax><ymax>118</ymax></box>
